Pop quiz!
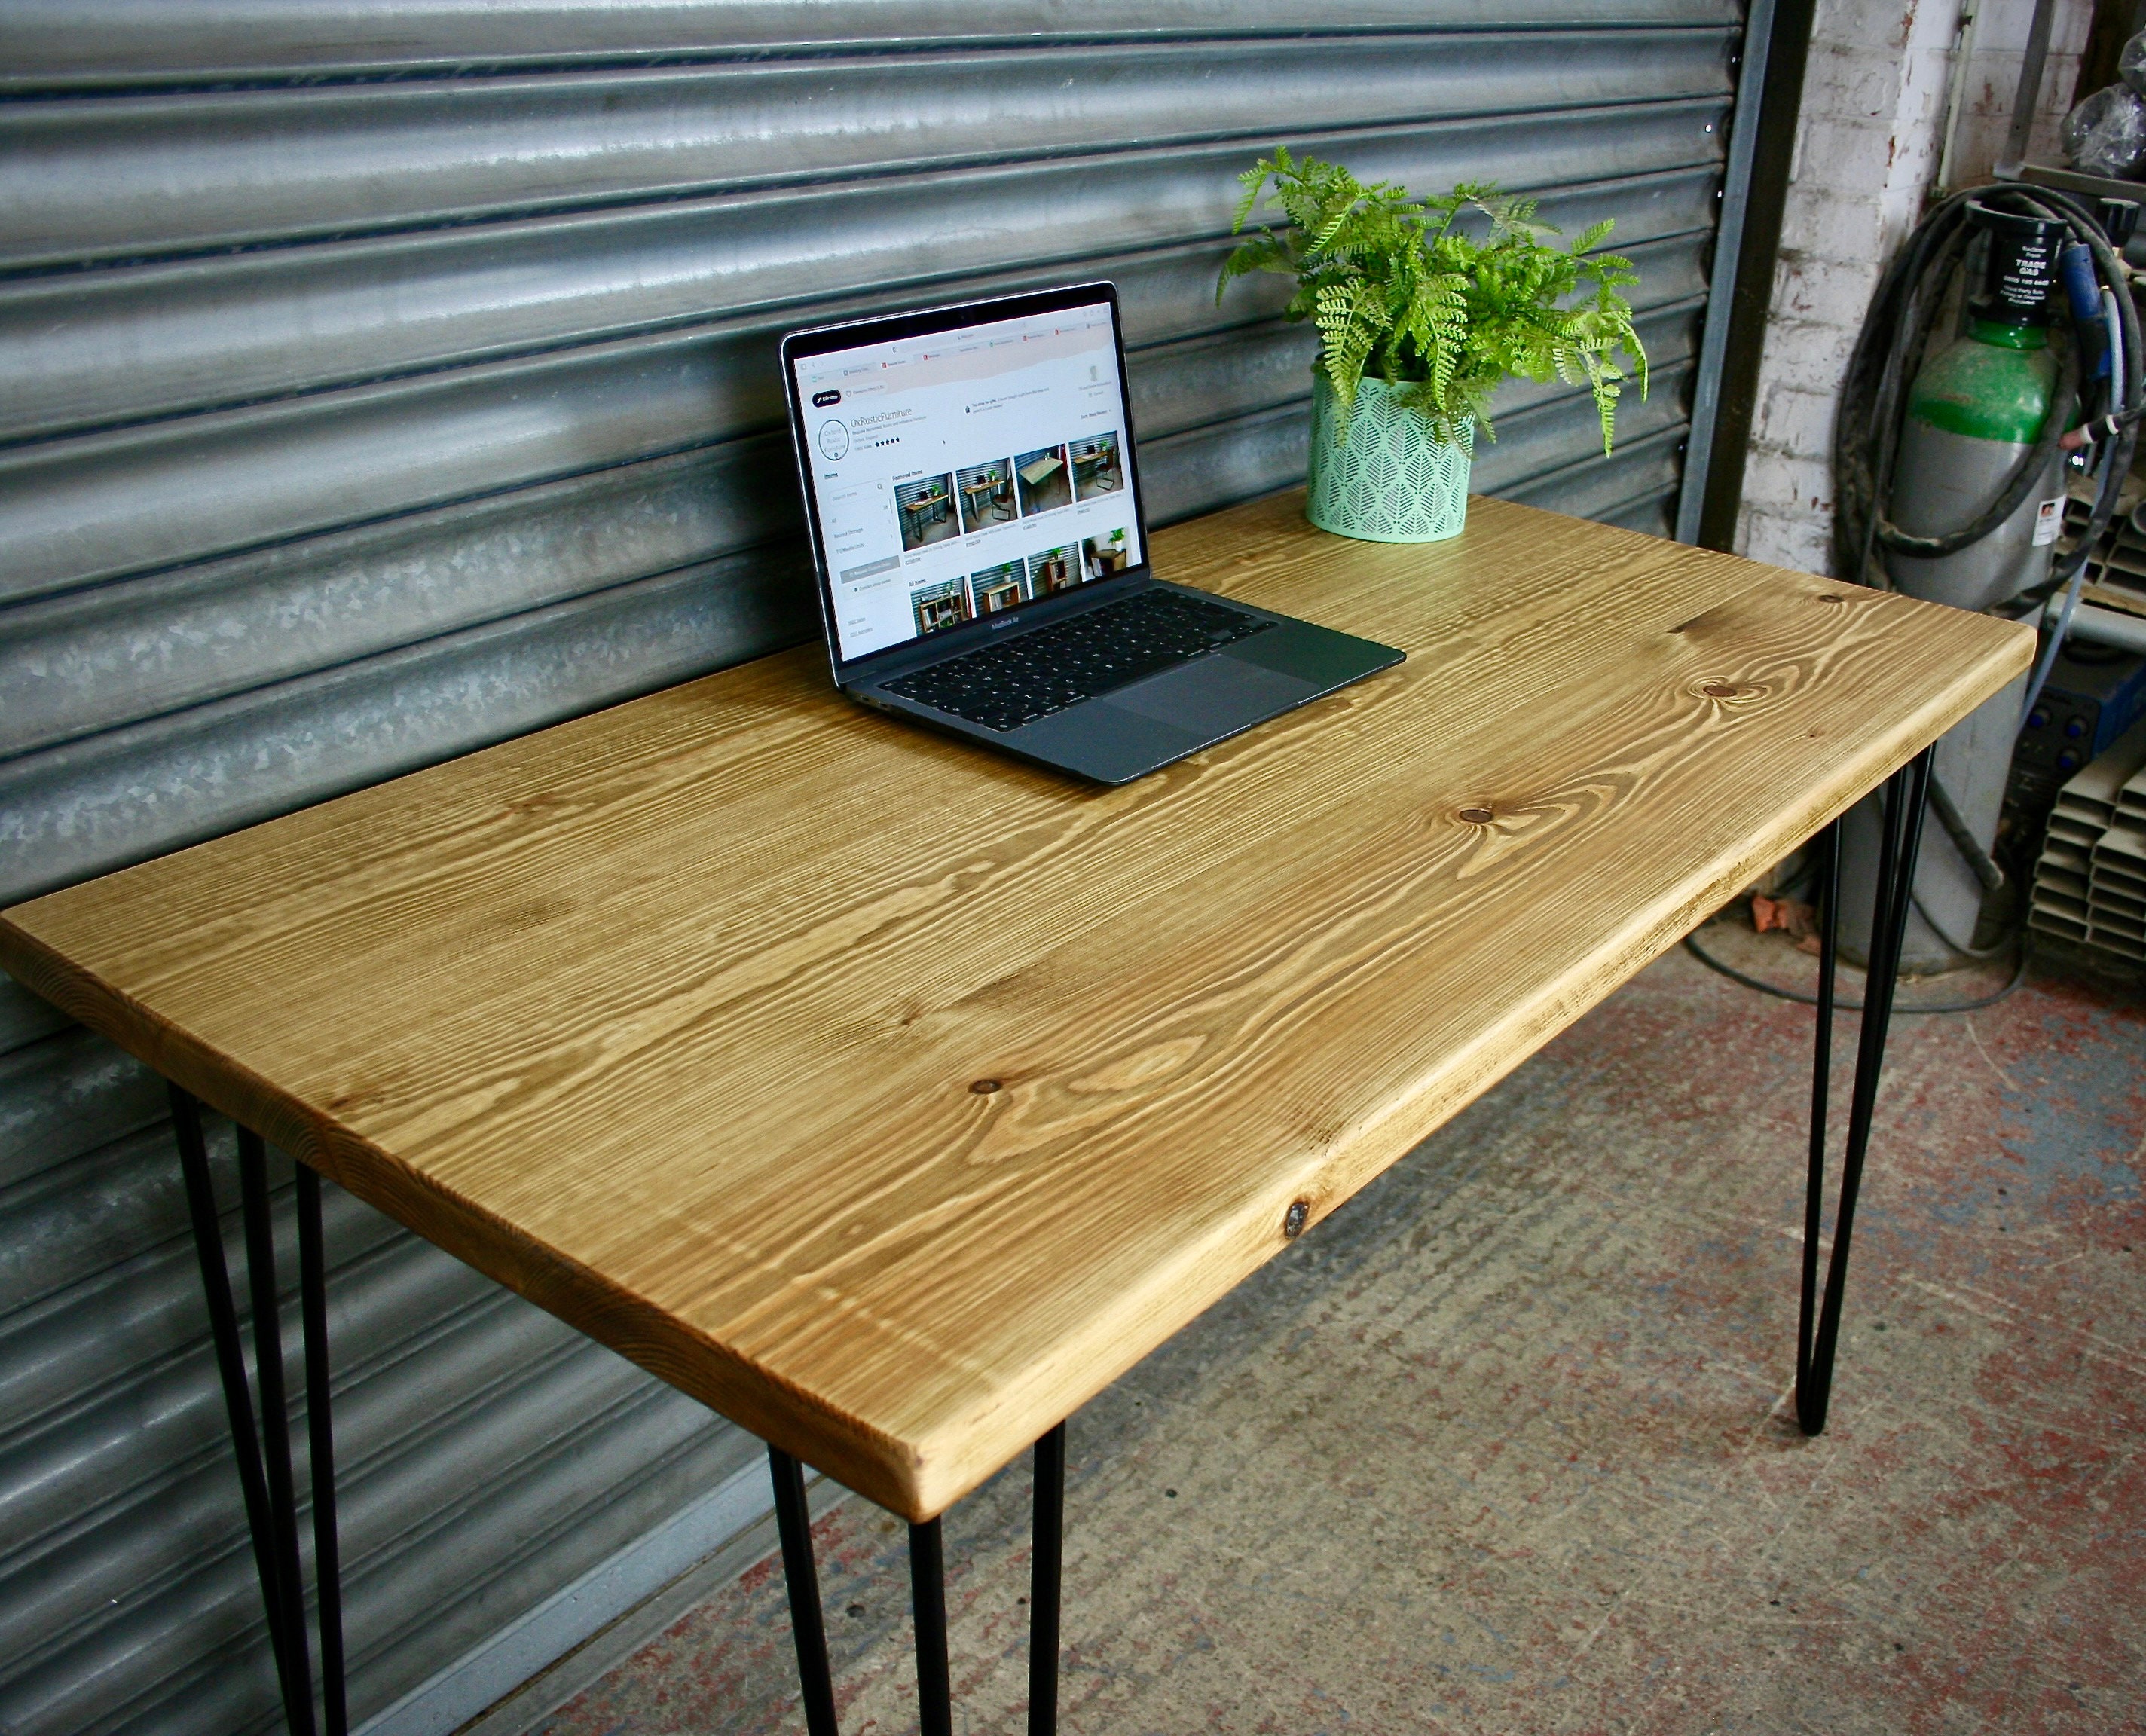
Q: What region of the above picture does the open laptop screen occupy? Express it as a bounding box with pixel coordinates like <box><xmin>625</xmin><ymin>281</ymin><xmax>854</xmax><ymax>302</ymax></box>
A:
<box><xmin>787</xmin><ymin>289</ymin><xmax>1145</xmax><ymax>667</ymax></box>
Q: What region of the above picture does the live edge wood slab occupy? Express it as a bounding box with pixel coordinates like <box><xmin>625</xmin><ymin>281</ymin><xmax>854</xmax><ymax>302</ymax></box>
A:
<box><xmin>0</xmin><ymin>491</ymin><xmax>2031</xmax><ymax>1522</ymax></box>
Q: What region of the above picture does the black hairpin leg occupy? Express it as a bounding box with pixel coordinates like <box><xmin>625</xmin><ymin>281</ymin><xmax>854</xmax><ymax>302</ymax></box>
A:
<box><xmin>174</xmin><ymin>1089</ymin><xmax>306</xmax><ymax>1723</ymax></box>
<box><xmin>909</xmin><ymin>1518</ymin><xmax>952</xmax><ymax>1736</ymax></box>
<box><xmin>297</xmin><ymin>1166</ymin><xmax>349</xmax><ymax>1735</ymax></box>
<box><xmin>1796</xmin><ymin>746</ymin><xmax>1934</xmax><ymax>1435</ymax></box>
<box><xmin>1029</xmin><ymin>1423</ymin><xmax>1065</xmax><ymax>1736</ymax></box>
<box><xmin>237</xmin><ymin>1128</ymin><xmax>316</xmax><ymax>1733</ymax></box>
<box><xmin>173</xmin><ymin>1087</ymin><xmax>345</xmax><ymax>1735</ymax></box>
<box><xmin>769</xmin><ymin>1446</ymin><xmax>840</xmax><ymax>1736</ymax></box>
<box><xmin>771</xmin><ymin>1423</ymin><xmax>1068</xmax><ymax>1736</ymax></box>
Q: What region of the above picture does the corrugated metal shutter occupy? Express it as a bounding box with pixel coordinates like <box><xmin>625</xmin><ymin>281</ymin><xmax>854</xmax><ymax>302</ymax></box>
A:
<box><xmin>0</xmin><ymin>5</ymin><xmax>1742</xmax><ymax>1730</ymax></box>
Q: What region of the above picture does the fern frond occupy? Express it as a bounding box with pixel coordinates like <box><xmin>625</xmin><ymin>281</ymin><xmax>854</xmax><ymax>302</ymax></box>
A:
<box><xmin>1310</xmin><ymin>206</ymin><xmax>1356</xmax><ymax>258</ymax></box>
<box><xmin>1594</xmin><ymin>373</ymin><xmax>1620</xmax><ymax>454</ymax></box>
<box><xmin>1316</xmin><ymin>278</ymin><xmax>1386</xmax><ymax>406</ymax></box>
<box><xmin>1214</xmin><ymin>231</ymin><xmax>1291</xmax><ymax>302</ymax></box>
<box><xmin>1570</xmin><ymin>218</ymin><xmax>1615</xmax><ymax>255</ymax></box>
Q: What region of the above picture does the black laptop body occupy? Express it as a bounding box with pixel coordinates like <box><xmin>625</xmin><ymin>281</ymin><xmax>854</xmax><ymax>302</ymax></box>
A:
<box><xmin>781</xmin><ymin>281</ymin><xmax>1402</xmax><ymax>785</ymax></box>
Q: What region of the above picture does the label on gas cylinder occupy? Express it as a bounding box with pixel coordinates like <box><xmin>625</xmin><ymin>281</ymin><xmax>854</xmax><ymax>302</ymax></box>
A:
<box><xmin>1994</xmin><ymin>237</ymin><xmax>2056</xmax><ymax>313</ymax></box>
<box><xmin>1977</xmin><ymin>204</ymin><xmax>2064</xmax><ymax>319</ymax></box>
<box><xmin>2034</xmin><ymin>496</ymin><xmax>2065</xmax><ymax>546</ymax></box>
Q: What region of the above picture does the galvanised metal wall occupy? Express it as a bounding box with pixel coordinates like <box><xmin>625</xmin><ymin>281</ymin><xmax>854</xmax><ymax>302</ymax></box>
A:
<box><xmin>0</xmin><ymin>4</ymin><xmax>1741</xmax><ymax>1729</ymax></box>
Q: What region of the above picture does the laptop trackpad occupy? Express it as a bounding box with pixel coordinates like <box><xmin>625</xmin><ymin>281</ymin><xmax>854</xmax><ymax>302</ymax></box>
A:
<box><xmin>1099</xmin><ymin>649</ymin><xmax>1317</xmax><ymax>735</ymax></box>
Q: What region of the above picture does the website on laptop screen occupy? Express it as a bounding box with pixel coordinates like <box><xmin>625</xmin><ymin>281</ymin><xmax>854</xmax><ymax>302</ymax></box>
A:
<box><xmin>793</xmin><ymin>298</ymin><xmax>1142</xmax><ymax>664</ymax></box>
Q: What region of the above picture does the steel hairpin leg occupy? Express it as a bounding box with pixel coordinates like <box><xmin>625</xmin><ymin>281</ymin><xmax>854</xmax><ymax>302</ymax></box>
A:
<box><xmin>769</xmin><ymin>1422</ymin><xmax>1069</xmax><ymax>1736</ymax></box>
<box><xmin>769</xmin><ymin>1446</ymin><xmax>839</xmax><ymax>1736</ymax></box>
<box><xmin>297</xmin><ymin>1164</ymin><xmax>349</xmax><ymax>1734</ymax></box>
<box><xmin>236</xmin><ymin>1126</ymin><xmax>314</xmax><ymax>1730</ymax></box>
<box><xmin>1796</xmin><ymin>746</ymin><xmax>1934</xmax><ymax>1436</ymax></box>
<box><xmin>1029</xmin><ymin>1422</ymin><xmax>1066</xmax><ymax>1736</ymax></box>
<box><xmin>908</xmin><ymin>1517</ymin><xmax>952</xmax><ymax>1736</ymax></box>
<box><xmin>173</xmin><ymin>1087</ymin><xmax>347</xmax><ymax>1735</ymax></box>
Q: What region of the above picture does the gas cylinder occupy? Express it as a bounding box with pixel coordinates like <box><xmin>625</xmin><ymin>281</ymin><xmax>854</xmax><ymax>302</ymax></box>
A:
<box><xmin>1842</xmin><ymin>204</ymin><xmax>2062</xmax><ymax>970</ymax></box>
<box><xmin>1883</xmin><ymin>204</ymin><xmax>2068</xmax><ymax>610</ymax></box>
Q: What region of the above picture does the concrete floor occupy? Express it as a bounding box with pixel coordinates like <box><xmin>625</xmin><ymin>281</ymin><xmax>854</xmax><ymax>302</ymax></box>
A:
<box><xmin>532</xmin><ymin>925</ymin><xmax>2145</xmax><ymax>1736</ymax></box>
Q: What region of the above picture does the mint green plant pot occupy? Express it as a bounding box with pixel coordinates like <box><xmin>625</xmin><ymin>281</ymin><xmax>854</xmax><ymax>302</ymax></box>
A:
<box><xmin>1305</xmin><ymin>371</ymin><xmax>1473</xmax><ymax>542</ymax></box>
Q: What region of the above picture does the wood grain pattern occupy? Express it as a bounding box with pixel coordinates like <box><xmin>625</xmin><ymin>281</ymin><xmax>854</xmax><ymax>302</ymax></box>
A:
<box><xmin>0</xmin><ymin>491</ymin><xmax>2032</xmax><ymax>1519</ymax></box>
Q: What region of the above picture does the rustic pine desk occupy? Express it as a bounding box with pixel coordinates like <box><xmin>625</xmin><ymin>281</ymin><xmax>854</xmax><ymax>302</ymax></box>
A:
<box><xmin>0</xmin><ymin>491</ymin><xmax>2031</xmax><ymax>1736</ymax></box>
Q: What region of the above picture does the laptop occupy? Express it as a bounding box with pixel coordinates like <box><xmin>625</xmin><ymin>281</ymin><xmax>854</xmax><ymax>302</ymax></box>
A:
<box><xmin>781</xmin><ymin>282</ymin><xmax>1404</xmax><ymax>785</ymax></box>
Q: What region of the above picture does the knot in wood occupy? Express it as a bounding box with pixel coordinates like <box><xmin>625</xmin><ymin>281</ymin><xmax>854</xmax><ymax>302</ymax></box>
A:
<box><xmin>1282</xmin><ymin>1198</ymin><xmax>1310</xmax><ymax>1239</ymax></box>
<box><xmin>1457</xmin><ymin>805</ymin><xmax>1494</xmax><ymax>825</ymax></box>
<box><xmin>1701</xmin><ymin>683</ymin><xmax>1742</xmax><ymax>700</ymax></box>
<box><xmin>969</xmin><ymin>1078</ymin><xmax>1001</xmax><ymax>1095</ymax></box>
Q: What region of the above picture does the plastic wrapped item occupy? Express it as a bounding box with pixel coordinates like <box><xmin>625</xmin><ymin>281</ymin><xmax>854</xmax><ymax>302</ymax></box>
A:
<box><xmin>2120</xmin><ymin>29</ymin><xmax>2146</xmax><ymax>93</ymax></box>
<box><xmin>2062</xmin><ymin>83</ymin><xmax>2146</xmax><ymax>179</ymax></box>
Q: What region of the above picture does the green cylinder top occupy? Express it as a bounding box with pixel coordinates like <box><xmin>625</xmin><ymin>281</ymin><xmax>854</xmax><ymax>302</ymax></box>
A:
<box><xmin>1906</xmin><ymin>319</ymin><xmax>2056</xmax><ymax>443</ymax></box>
<box><xmin>1966</xmin><ymin>317</ymin><xmax>2047</xmax><ymax>350</ymax></box>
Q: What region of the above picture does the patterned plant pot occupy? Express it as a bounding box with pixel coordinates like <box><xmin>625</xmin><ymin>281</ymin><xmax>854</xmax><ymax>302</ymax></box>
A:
<box><xmin>1305</xmin><ymin>369</ymin><xmax>1473</xmax><ymax>543</ymax></box>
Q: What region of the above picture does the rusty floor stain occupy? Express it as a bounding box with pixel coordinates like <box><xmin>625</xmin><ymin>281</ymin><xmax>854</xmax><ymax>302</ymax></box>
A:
<box><xmin>530</xmin><ymin>935</ymin><xmax>2145</xmax><ymax>1735</ymax></box>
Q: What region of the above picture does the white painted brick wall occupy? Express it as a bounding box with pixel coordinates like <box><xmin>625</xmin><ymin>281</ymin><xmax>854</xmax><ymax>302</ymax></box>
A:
<box><xmin>1733</xmin><ymin>0</ymin><xmax>2092</xmax><ymax>575</ymax></box>
<box><xmin>1950</xmin><ymin>0</ymin><xmax>2096</xmax><ymax>183</ymax></box>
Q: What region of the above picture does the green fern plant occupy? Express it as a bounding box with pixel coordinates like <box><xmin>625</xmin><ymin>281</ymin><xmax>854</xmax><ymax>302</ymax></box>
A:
<box><xmin>1218</xmin><ymin>147</ymin><xmax>1647</xmax><ymax>451</ymax></box>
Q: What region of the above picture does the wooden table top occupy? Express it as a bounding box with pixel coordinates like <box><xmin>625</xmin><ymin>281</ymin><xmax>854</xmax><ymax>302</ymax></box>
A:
<box><xmin>0</xmin><ymin>491</ymin><xmax>2031</xmax><ymax>1521</ymax></box>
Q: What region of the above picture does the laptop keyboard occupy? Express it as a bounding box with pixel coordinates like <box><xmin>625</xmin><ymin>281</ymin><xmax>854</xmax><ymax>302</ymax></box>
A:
<box><xmin>883</xmin><ymin>588</ymin><xmax>1279</xmax><ymax>733</ymax></box>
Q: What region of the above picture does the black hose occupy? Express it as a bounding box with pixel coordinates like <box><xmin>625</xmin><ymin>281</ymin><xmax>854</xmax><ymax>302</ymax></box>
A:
<box><xmin>1681</xmin><ymin>926</ymin><xmax>2030</xmax><ymax>1014</ymax></box>
<box><xmin>1925</xmin><ymin>769</ymin><xmax>2004</xmax><ymax>894</ymax></box>
<box><xmin>1910</xmin><ymin>888</ymin><xmax>2013</xmax><ymax>959</ymax></box>
<box><xmin>1833</xmin><ymin>185</ymin><xmax>2141</xmax><ymax>591</ymax></box>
